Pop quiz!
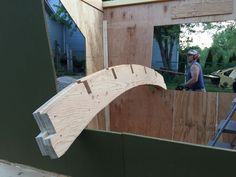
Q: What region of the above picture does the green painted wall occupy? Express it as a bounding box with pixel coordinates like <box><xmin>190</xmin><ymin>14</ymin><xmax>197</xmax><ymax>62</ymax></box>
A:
<box><xmin>0</xmin><ymin>0</ymin><xmax>57</xmax><ymax>168</ymax></box>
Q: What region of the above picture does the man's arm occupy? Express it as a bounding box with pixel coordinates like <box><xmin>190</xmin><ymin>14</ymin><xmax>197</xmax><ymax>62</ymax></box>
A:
<box><xmin>185</xmin><ymin>64</ymin><xmax>200</xmax><ymax>87</ymax></box>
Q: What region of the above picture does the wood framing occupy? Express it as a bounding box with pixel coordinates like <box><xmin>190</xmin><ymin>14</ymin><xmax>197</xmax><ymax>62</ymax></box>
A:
<box><xmin>61</xmin><ymin>0</ymin><xmax>103</xmax><ymax>74</ymax></box>
<box><xmin>81</xmin><ymin>0</ymin><xmax>103</xmax><ymax>11</ymax></box>
<box><xmin>33</xmin><ymin>64</ymin><xmax>166</xmax><ymax>158</ymax></box>
<box><xmin>172</xmin><ymin>0</ymin><xmax>233</xmax><ymax>19</ymax></box>
<box><xmin>110</xmin><ymin>89</ymin><xmax>236</xmax><ymax>145</ymax></box>
<box><xmin>35</xmin><ymin>0</ymin><xmax>236</xmax><ymax>159</ymax></box>
<box><xmin>103</xmin><ymin>0</ymin><xmax>170</xmax><ymax>8</ymax></box>
<box><xmin>102</xmin><ymin>0</ymin><xmax>236</xmax><ymax>148</ymax></box>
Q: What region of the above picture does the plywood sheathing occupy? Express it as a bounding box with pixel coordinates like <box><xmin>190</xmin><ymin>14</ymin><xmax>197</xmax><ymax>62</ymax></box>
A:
<box><xmin>104</xmin><ymin>0</ymin><xmax>236</xmax><ymax>145</ymax></box>
<box><xmin>104</xmin><ymin>0</ymin><xmax>235</xmax><ymax>64</ymax></box>
<box><xmin>58</xmin><ymin>0</ymin><xmax>236</xmax><ymax>148</ymax></box>
<box><xmin>172</xmin><ymin>91</ymin><xmax>217</xmax><ymax>144</ymax></box>
<box><xmin>103</xmin><ymin>0</ymin><xmax>171</xmax><ymax>8</ymax></box>
<box><xmin>82</xmin><ymin>0</ymin><xmax>103</xmax><ymax>11</ymax></box>
<box><xmin>60</xmin><ymin>0</ymin><xmax>104</xmax><ymax>129</ymax></box>
<box><xmin>111</xmin><ymin>89</ymin><xmax>236</xmax><ymax>145</ymax></box>
<box><xmin>33</xmin><ymin>64</ymin><xmax>166</xmax><ymax>158</ymax></box>
<box><xmin>61</xmin><ymin>0</ymin><xmax>103</xmax><ymax>75</ymax></box>
<box><xmin>172</xmin><ymin>0</ymin><xmax>233</xmax><ymax>19</ymax></box>
<box><xmin>110</xmin><ymin>87</ymin><xmax>174</xmax><ymax>139</ymax></box>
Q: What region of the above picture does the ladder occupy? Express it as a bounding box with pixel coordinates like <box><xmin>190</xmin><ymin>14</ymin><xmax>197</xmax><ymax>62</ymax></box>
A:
<box><xmin>208</xmin><ymin>97</ymin><xmax>236</xmax><ymax>148</ymax></box>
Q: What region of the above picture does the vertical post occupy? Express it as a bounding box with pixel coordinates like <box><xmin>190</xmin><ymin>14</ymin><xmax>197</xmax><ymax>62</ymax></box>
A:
<box><xmin>66</xmin><ymin>46</ymin><xmax>73</xmax><ymax>73</ymax></box>
<box><xmin>103</xmin><ymin>20</ymin><xmax>110</xmax><ymax>131</ymax></box>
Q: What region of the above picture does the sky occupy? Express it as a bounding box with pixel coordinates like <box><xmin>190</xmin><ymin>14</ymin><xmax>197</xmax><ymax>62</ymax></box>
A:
<box><xmin>180</xmin><ymin>21</ymin><xmax>233</xmax><ymax>49</ymax></box>
<box><xmin>190</xmin><ymin>29</ymin><xmax>215</xmax><ymax>49</ymax></box>
<box><xmin>180</xmin><ymin>25</ymin><xmax>217</xmax><ymax>49</ymax></box>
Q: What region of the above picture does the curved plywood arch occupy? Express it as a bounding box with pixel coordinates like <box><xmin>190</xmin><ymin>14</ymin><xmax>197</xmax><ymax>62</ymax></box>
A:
<box><xmin>33</xmin><ymin>64</ymin><xmax>166</xmax><ymax>159</ymax></box>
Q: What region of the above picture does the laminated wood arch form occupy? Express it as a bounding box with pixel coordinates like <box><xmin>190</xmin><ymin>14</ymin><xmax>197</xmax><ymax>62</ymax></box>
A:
<box><xmin>33</xmin><ymin>64</ymin><xmax>166</xmax><ymax>159</ymax></box>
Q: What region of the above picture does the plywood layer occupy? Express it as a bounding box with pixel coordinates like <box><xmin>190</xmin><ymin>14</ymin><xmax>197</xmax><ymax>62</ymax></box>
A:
<box><xmin>104</xmin><ymin>0</ymin><xmax>236</xmax><ymax>146</ymax></box>
<box><xmin>172</xmin><ymin>0</ymin><xmax>233</xmax><ymax>19</ymax></box>
<box><xmin>103</xmin><ymin>0</ymin><xmax>170</xmax><ymax>8</ymax></box>
<box><xmin>61</xmin><ymin>0</ymin><xmax>103</xmax><ymax>74</ymax></box>
<box><xmin>110</xmin><ymin>89</ymin><xmax>236</xmax><ymax>145</ymax></box>
<box><xmin>33</xmin><ymin>64</ymin><xmax>166</xmax><ymax>158</ymax></box>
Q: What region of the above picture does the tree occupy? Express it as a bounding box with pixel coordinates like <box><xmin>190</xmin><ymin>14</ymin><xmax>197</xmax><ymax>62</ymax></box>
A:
<box><xmin>229</xmin><ymin>53</ymin><xmax>236</xmax><ymax>63</ymax></box>
<box><xmin>205</xmin><ymin>49</ymin><xmax>213</xmax><ymax>68</ymax></box>
<box><xmin>211</xmin><ymin>21</ymin><xmax>236</xmax><ymax>64</ymax></box>
<box><xmin>153</xmin><ymin>22</ymin><xmax>211</xmax><ymax>70</ymax></box>
<box><xmin>154</xmin><ymin>25</ymin><xmax>180</xmax><ymax>69</ymax></box>
<box><xmin>217</xmin><ymin>56</ymin><xmax>224</xmax><ymax>67</ymax></box>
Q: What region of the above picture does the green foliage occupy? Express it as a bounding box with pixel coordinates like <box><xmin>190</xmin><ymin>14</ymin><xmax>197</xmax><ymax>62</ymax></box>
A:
<box><xmin>50</xmin><ymin>3</ymin><xmax>77</xmax><ymax>35</ymax></box>
<box><xmin>211</xmin><ymin>21</ymin><xmax>236</xmax><ymax>64</ymax></box>
<box><xmin>205</xmin><ymin>49</ymin><xmax>213</xmax><ymax>68</ymax></box>
<box><xmin>217</xmin><ymin>56</ymin><xmax>224</xmax><ymax>67</ymax></box>
<box><xmin>51</xmin><ymin>4</ymin><xmax>72</xmax><ymax>28</ymax></box>
<box><xmin>229</xmin><ymin>53</ymin><xmax>236</xmax><ymax>63</ymax></box>
<box><xmin>153</xmin><ymin>25</ymin><xmax>180</xmax><ymax>69</ymax></box>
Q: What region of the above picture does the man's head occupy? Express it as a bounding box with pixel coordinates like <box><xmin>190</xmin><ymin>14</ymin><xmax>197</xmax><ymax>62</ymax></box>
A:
<box><xmin>187</xmin><ymin>49</ymin><xmax>200</xmax><ymax>63</ymax></box>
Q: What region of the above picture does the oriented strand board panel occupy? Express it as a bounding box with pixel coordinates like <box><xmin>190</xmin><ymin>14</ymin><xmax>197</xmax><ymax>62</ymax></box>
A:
<box><xmin>61</xmin><ymin>0</ymin><xmax>104</xmax><ymax>74</ymax></box>
<box><xmin>172</xmin><ymin>0</ymin><xmax>233</xmax><ymax>19</ymax></box>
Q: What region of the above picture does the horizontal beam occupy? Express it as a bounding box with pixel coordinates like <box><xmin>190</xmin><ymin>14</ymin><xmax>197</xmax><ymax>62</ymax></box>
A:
<box><xmin>103</xmin><ymin>0</ymin><xmax>171</xmax><ymax>8</ymax></box>
<box><xmin>171</xmin><ymin>0</ymin><xmax>233</xmax><ymax>19</ymax></box>
<box><xmin>33</xmin><ymin>64</ymin><xmax>166</xmax><ymax>159</ymax></box>
<box><xmin>81</xmin><ymin>0</ymin><xmax>103</xmax><ymax>12</ymax></box>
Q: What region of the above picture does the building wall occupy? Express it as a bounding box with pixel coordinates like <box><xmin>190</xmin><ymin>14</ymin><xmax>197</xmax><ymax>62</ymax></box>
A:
<box><xmin>152</xmin><ymin>39</ymin><xmax>179</xmax><ymax>70</ymax></box>
<box><xmin>65</xmin><ymin>27</ymin><xmax>85</xmax><ymax>61</ymax></box>
<box><xmin>45</xmin><ymin>13</ymin><xmax>64</xmax><ymax>55</ymax></box>
<box><xmin>46</xmin><ymin>0</ymin><xmax>86</xmax><ymax>62</ymax></box>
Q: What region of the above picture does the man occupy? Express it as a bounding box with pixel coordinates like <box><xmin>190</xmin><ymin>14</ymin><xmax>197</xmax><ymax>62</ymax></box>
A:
<box><xmin>183</xmin><ymin>49</ymin><xmax>206</xmax><ymax>91</ymax></box>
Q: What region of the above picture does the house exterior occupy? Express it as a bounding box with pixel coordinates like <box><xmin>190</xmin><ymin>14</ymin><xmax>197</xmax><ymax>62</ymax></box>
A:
<box><xmin>44</xmin><ymin>0</ymin><xmax>85</xmax><ymax>73</ymax></box>
<box><xmin>152</xmin><ymin>39</ymin><xmax>179</xmax><ymax>71</ymax></box>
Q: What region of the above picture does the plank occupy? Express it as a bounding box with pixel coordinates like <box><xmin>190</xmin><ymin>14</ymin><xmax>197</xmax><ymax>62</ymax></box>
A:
<box><xmin>172</xmin><ymin>0</ymin><xmax>233</xmax><ymax>19</ymax></box>
<box><xmin>81</xmin><ymin>0</ymin><xmax>103</xmax><ymax>11</ymax></box>
<box><xmin>103</xmin><ymin>0</ymin><xmax>170</xmax><ymax>8</ymax></box>
<box><xmin>104</xmin><ymin>0</ymin><xmax>236</xmax><ymax>31</ymax></box>
<box><xmin>33</xmin><ymin>64</ymin><xmax>166</xmax><ymax>159</ymax></box>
